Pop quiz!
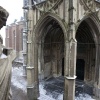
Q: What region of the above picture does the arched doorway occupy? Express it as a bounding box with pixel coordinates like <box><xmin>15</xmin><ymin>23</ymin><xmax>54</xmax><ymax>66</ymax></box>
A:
<box><xmin>43</xmin><ymin>19</ymin><xmax>64</xmax><ymax>78</ymax></box>
<box><xmin>76</xmin><ymin>59</ymin><xmax>85</xmax><ymax>80</ymax></box>
<box><xmin>33</xmin><ymin>13</ymin><xmax>67</xmax><ymax>99</ymax></box>
<box><xmin>76</xmin><ymin>19</ymin><xmax>97</xmax><ymax>83</ymax></box>
<box><xmin>38</xmin><ymin>17</ymin><xmax>64</xmax><ymax>78</ymax></box>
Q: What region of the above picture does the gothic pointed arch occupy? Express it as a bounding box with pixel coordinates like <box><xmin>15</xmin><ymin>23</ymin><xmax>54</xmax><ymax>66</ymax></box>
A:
<box><xmin>33</xmin><ymin>12</ymin><xmax>68</xmax><ymax>42</ymax></box>
<box><xmin>32</xmin><ymin>12</ymin><xmax>69</xmax><ymax>81</ymax></box>
<box><xmin>75</xmin><ymin>13</ymin><xmax>100</xmax><ymax>84</ymax></box>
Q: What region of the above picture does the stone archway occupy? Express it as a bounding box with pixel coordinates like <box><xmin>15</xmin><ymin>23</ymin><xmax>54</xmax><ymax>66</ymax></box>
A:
<box><xmin>76</xmin><ymin>19</ymin><xmax>97</xmax><ymax>82</ymax></box>
<box><xmin>75</xmin><ymin>16</ymin><xmax>100</xmax><ymax>96</ymax></box>
<box><xmin>42</xmin><ymin>20</ymin><xmax>64</xmax><ymax>78</ymax></box>
<box><xmin>33</xmin><ymin>13</ymin><xmax>67</xmax><ymax>77</ymax></box>
<box><xmin>31</xmin><ymin>13</ymin><xmax>69</xmax><ymax>100</ymax></box>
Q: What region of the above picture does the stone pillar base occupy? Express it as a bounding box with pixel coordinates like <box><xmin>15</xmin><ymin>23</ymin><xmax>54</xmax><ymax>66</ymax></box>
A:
<box><xmin>27</xmin><ymin>84</ymin><xmax>39</xmax><ymax>100</ymax></box>
<box><xmin>94</xmin><ymin>86</ymin><xmax>100</xmax><ymax>99</ymax></box>
<box><xmin>63</xmin><ymin>76</ymin><xmax>76</xmax><ymax>100</ymax></box>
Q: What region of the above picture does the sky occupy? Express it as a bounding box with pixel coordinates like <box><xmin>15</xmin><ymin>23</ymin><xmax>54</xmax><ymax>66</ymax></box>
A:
<box><xmin>0</xmin><ymin>0</ymin><xmax>23</xmax><ymax>45</ymax></box>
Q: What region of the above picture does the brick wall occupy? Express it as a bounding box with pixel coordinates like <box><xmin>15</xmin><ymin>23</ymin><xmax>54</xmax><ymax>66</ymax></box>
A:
<box><xmin>5</xmin><ymin>21</ymin><xmax>24</xmax><ymax>52</ymax></box>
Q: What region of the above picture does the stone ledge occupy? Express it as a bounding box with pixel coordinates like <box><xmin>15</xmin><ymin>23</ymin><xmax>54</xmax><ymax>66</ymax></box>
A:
<box><xmin>65</xmin><ymin>75</ymin><xmax>77</xmax><ymax>80</ymax></box>
<box><xmin>26</xmin><ymin>66</ymin><xmax>34</xmax><ymax>69</ymax></box>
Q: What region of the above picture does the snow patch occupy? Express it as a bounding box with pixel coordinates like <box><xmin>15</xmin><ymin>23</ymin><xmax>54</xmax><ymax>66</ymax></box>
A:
<box><xmin>11</xmin><ymin>67</ymin><xmax>27</xmax><ymax>93</ymax></box>
<box><xmin>0</xmin><ymin>53</ymin><xmax>7</xmax><ymax>58</ymax></box>
<box><xmin>11</xmin><ymin>65</ymin><xmax>95</xmax><ymax>100</ymax></box>
<box><xmin>39</xmin><ymin>84</ymin><xmax>55</xmax><ymax>100</ymax></box>
<box><xmin>75</xmin><ymin>94</ymin><xmax>95</xmax><ymax>100</ymax></box>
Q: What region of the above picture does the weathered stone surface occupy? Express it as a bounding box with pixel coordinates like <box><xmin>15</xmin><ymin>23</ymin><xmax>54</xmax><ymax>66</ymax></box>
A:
<box><xmin>26</xmin><ymin>0</ymin><xmax>100</xmax><ymax>100</ymax></box>
<box><xmin>0</xmin><ymin>6</ymin><xmax>9</xmax><ymax>29</ymax></box>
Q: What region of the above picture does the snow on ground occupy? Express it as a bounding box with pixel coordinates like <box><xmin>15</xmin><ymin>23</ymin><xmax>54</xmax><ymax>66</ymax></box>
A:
<box><xmin>39</xmin><ymin>84</ymin><xmax>56</xmax><ymax>100</ymax></box>
<box><xmin>39</xmin><ymin>83</ymin><xmax>95</xmax><ymax>100</ymax></box>
<box><xmin>75</xmin><ymin>94</ymin><xmax>95</xmax><ymax>100</ymax></box>
<box><xmin>11</xmin><ymin>67</ymin><xmax>27</xmax><ymax>93</ymax></box>
<box><xmin>11</xmin><ymin>64</ymin><xmax>95</xmax><ymax>100</ymax></box>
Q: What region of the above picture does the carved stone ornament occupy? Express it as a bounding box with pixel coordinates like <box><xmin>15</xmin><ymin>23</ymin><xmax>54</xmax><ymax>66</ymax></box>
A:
<box><xmin>80</xmin><ymin>0</ymin><xmax>99</xmax><ymax>12</ymax></box>
<box><xmin>33</xmin><ymin>0</ymin><xmax>62</xmax><ymax>12</ymax></box>
<box><xmin>0</xmin><ymin>6</ymin><xmax>9</xmax><ymax>29</ymax></box>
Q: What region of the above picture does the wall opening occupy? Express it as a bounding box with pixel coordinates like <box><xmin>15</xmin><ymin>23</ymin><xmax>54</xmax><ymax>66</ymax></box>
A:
<box><xmin>62</xmin><ymin>58</ymin><xmax>64</xmax><ymax>76</ymax></box>
<box><xmin>76</xmin><ymin>59</ymin><xmax>85</xmax><ymax>80</ymax></box>
<box><xmin>37</xmin><ymin>17</ymin><xmax>64</xmax><ymax>79</ymax></box>
<box><xmin>76</xmin><ymin>20</ymin><xmax>96</xmax><ymax>82</ymax></box>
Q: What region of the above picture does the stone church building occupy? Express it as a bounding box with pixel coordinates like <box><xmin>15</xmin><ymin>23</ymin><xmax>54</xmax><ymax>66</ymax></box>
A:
<box><xmin>25</xmin><ymin>0</ymin><xmax>100</xmax><ymax>100</ymax></box>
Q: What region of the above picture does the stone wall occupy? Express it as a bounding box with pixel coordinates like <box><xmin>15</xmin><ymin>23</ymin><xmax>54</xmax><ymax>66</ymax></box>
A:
<box><xmin>5</xmin><ymin>21</ymin><xmax>24</xmax><ymax>52</ymax></box>
<box><xmin>26</xmin><ymin>0</ymin><xmax>100</xmax><ymax>100</ymax></box>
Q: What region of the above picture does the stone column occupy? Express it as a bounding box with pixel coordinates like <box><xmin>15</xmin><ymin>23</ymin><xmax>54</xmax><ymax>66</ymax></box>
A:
<box><xmin>97</xmin><ymin>38</ymin><xmax>100</xmax><ymax>86</ymax></box>
<box><xmin>23</xmin><ymin>29</ymin><xmax>27</xmax><ymax>76</ymax></box>
<box><xmin>99</xmin><ymin>66</ymin><xmax>100</xmax><ymax>88</ymax></box>
<box><xmin>38</xmin><ymin>40</ymin><xmax>44</xmax><ymax>80</ymax></box>
<box><xmin>94</xmin><ymin>39</ymin><xmax>100</xmax><ymax>99</ymax></box>
<box><xmin>23</xmin><ymin>0</ymin><xmax>28</xmax><ymax>76</ymax></box>
<box><xmin>33</xmin><ymin>42</ymin><xmax>39</xmax><ymax>98</ymax></box>
<box><xmin>64</xmin><ymin>40</ymin><xmax>77</xmax><ymax>100</ymax></box>
<box><xmin>27</xmin><ymin>0</ymin><xmax>39</xmax><ymax>100</ymax></box>
<box><xmin>38</xmin><ymin>43</ymin><xmax>41</xmax><ymax>74</ymax></box>
<box><xmin>64</xmin><ymin>0</ymin><xmax>77</xmax><ymax>100</ymax></box>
